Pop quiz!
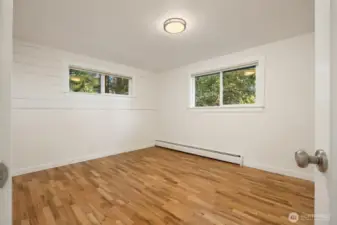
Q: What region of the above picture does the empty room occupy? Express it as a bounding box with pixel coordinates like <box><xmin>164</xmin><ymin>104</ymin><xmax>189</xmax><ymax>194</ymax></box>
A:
<box><xmin>1</xmin><ymin>0</ymin><xmax>336</xmax><ymax>225</ymax></box>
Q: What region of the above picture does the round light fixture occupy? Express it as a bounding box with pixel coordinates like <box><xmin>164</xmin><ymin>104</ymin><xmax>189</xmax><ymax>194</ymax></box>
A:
<box><xmin>164</xmin><ymin>18</ymin><xmax>186</xmax><ymax>34</ymax></box>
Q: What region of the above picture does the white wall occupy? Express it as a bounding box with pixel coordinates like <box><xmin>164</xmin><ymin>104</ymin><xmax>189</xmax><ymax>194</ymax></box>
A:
<box><xmin>157</xmin><ymin>33</ymin><xmax>315</xmax><ymax>180</ymax></box>
<box><xmin>13</xmin><ymin>34</ymin><xmax>315</xmax><ymax>181</ymax></box>
<box><xmin>12</xmin><ymin>41</ymin><xmax>157</xmax><ymax>175</ymax></box>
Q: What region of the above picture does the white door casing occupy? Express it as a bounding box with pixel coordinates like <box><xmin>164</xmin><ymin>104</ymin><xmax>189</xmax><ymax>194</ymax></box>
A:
<box><xmin>314</xmin><ymin>0</ymin><xmax>335</xmax><ymax>224</ymax></box>
<box><xmin>0</xmin><ymin>0</ymin><xmax>13</xmax><ymax>224</ymax></box>
<box><xmin>329</xmin><ymin>0</ymin><xmax>337</xmax><ymax>224</ymax></box>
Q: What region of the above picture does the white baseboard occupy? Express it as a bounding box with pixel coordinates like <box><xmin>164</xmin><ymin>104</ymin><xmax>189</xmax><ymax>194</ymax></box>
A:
<box><xmin>155</xmin><ymin>140</ymin><xmax>313</xmax><ymax>181</ymax></box>
<box><xmin>13</xmin><ymin>143</ymin><xmax>155</xmax><ymax>176</ymax></box>
<box><xmin>155</xmin><ymin>140</ymin><xmax>243</xmax><ymax>166</ymax></box>
<box><xmin>244</xmin><ymin>161</ymin><xmax>314</xmax><ymax>181</ymax></box>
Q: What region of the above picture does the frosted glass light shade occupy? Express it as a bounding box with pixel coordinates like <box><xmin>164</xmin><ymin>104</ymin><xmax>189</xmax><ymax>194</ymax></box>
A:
<box><xmin>164</xmin><ymin>18</ymin><xmax>186</xmax><ymax>34</ymax></box>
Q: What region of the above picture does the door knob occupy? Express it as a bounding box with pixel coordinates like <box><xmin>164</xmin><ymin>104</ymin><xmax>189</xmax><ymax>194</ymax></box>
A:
<box><xmin>0</xmin><ymin>162</ymin><xmax>8</xmax><ymax>188</ymax></box>
<box><xmin>295</xmin><ymin>149</ymin><xmax>328</xmax><ymax>172</ymax></box>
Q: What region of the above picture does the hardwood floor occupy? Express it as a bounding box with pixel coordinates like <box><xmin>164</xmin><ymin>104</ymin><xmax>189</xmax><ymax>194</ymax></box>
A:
<box><xmin>13</xmin><ymin>147</ymin><xmax>314</xmax><ymax>225</ymax></box>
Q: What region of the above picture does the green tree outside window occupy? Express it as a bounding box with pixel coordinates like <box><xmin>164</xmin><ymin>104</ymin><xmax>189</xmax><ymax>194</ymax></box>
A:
<box><xmin>194</xmin><ymin>66</ymin><xmax>256</xmax><ymax>107</ymax></box>
<box><xmin>69</xmin><ymin>69</ymin><xmax>101</xmax><ymax>93</ymax></box>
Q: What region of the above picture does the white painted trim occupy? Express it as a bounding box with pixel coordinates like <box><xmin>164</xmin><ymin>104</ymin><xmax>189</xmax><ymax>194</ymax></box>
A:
<box><xmin>12</xmin><ymin>107</ymin><xmax>156</xmax><ymax>111</ymax></box>
<box><xmin>315</xmin><ymin>0</ymin><xmax>332</xmax><ymax>222</ymax></box>
<box><xmin>69</xmin><ymin>65</ymin><xmax>133</xmax><ymax>80</ymax></box>
<box><xmin>100</xmin><ymin>74</ymin><xmax>105</xmax><ymax>93</ymax></box>
<box><xmin>219</xmin><ymin>71</ymin><xmax>224</xmax><ymax>106</ymax></box>
<box><xmin>255</xmin><ymin>56</ymin><xmax>266</xmax><ymax>107</ymax></box>
<box><xmin>189</xmin><ymin>75</ymin><xmax>196</xmax><ymax>108</ymax></box>
<box><xmin>190</xmin><ymin>56</ymin><xmax>262</xmax><ymax>77</ymax></box>
<box><xmin>0</xmin><ymin>0</ymin><xmax>13</xmax><ymax>224</ymax></box>
<box><xmin>244</xmin><ymin>161</ymin><xmax>314</xmax><ymax>181</ymax></box>
<box><xmin>13</xmin><ymin>144</ymin><xmax>155</xmax><ymax>176</ymax></box>
<box><xmin>64</xmin><ymin>92</ymin><xmax>136</xmax><ymax>99</ymax></box>
<box><xmin>155</xmin><ymin>140</ymin><xmax>243</xmax><ymax>165</ymax></box>
<box><xmin>331</xmin><ymin>0</ymin><xmax>337</xmax><ymax>222</ymax></box>
<box><xmin>188</xmin><ymin>104</ymin><xmax>264</xmax><ymax>112</ymax></box>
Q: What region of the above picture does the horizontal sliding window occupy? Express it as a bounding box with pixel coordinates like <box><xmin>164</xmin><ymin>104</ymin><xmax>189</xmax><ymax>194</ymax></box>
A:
<box><xmin>69</xmin><ymin>67</ymin><xmax>132</xmax><ymax>96</ymax></box>
<box><xmin>69</xmin><ymin>68</ymin><xmax>101</xmax><ymax>93</ymax></box>
<box><xmin>195</xmin><ymin>73</ymin><xmax>220</xmax><ymax>107</ymax></box>
<box><xmin>191</xmin><ymin>61</ymin><xmax>264</xmax><ymax>108</ymax></box>
<box><xmin>105</xmin><ymin>75</ymin><xmax>130</xmax><ymax>95</ymax></box>
<box><xmin>222</xmin><ymin>66</ymin><xmax>256</xmax><ymax>105</ymax></box>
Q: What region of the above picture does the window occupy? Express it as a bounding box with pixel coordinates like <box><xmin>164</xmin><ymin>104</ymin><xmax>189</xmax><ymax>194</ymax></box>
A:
<box><xmin>69</xmin><ymin>68</ymin><xmax>101</xmax><ymax>93</ymax></box>
<box><xmin>222</xmin><ymin>66</ymin><xmax>256</xmax><ymax>105</ymax></box>
<box><xmin>69</xmin><ymin>67</ymin><xmax>132</xmax><ymax>96</ymax></box>
<box><xmin>195</xmin><ymin>73</ymin><xmax>220</xmax><ymax>107</ymax></box>
<box><xmin>105</xmin><ymin>76</ymin><xmax>129</xmax><ymax>95</ymax></box>
<box><xmin>191</xmin><ymin>62</ymin><xmax>264</xmax><ymax>108</ymax></box>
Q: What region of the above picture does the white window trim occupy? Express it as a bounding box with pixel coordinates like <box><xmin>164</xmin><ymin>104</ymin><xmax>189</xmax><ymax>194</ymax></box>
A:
<box><xmin>189</xmin><ymin>56</ymin><xmax>265</xmax><ymax>111</ymax></box>
<box><xmin>66</xmin><ymin>65</ymin><xmax>135</xmax><ymax>98</ymax></box>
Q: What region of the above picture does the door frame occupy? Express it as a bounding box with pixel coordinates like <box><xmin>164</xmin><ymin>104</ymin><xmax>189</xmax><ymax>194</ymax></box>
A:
<box><xmin>330</xmin><ymin>0</ymin><xmax>337</xmax><ymax>223</ymax></box>
<box><xmin>0</xmin><ymin>0</ymin><xmax>13</xmax><ymax>225</ymax></box>
<box><xmin>315</xmin><ymin>0</ymin><xmax>336</xmax><ymax>224</ymax></box>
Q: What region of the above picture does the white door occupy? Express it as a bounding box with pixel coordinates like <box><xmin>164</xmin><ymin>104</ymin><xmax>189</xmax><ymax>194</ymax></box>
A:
<box><xmin>295</xmin><ymin>0</ymin><xmax>336</xmax><ymax>224</ymax></box>
<box><xmin>314</xmin><ymin>0</ymin><xmax>336</xmax><ymax>224</ymax></box>
<box><xmin>0</xmin><ymin>0</ymin><xmax>13</xmax><ymax>224</ymax></box>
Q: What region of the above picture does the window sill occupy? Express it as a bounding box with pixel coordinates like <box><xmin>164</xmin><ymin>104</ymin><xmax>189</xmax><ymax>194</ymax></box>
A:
<box><xmin>64</xmin><ymin>92</ymin><xmax>135</xmax><ymax>99</ymax></box>
<box><xmin>188</xmin><ymin>105</ymin><xmax>264</xmax><ymax>112</ymax></box>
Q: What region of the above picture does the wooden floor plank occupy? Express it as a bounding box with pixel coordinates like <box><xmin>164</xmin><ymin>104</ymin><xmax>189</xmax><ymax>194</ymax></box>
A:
<box><xmin>13</xmin><ymin>147</ymin><xmax>314</xmax><ymax>225</ymax></box>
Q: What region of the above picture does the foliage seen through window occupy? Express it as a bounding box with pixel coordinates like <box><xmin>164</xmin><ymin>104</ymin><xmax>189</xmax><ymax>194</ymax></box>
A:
<box><xmin>223</xmin><ymin>66</ymin><xmax>256</xmax><ymax>105</ymax></box>
<box><xmin>195</xmin><ymin>73</ymin><xmax>220</xmax><ymax>107</ymax></box>
<box><xmin>69</xmin><ymin>68</ymin><xmax>131</xmax><ymax>95</ymax></box>
<box><xmin>105</xmin><ymin>76</ymin><xmax>129</xmax><ymax>95</ymax></box>
<box><xmin>69</xmin><ymin>69</ymin><xmax>101</xmax><ymax>93</ymax></box>
<box><xmin>194</xmin><ymin>65</ymin><xmax>256</xmax><ymax>107</ymax></box>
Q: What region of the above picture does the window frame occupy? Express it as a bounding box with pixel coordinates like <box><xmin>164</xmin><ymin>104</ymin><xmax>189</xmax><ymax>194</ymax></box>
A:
<box><xmin>68</xmin><ymin>66</ymin><xmax>133</xmax><ymax>97</ymax></box>
<box><xmin>190</xmin><ymin>57</ymin><xmax>265</xmax><ymax>111</ymax></box>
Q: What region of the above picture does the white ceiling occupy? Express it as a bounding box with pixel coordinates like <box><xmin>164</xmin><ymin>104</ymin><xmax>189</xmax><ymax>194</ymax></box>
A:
<box><xmin>14</xmin><ymin>0</ymin><xmax>314</xmax><ymax>73</ymax></box>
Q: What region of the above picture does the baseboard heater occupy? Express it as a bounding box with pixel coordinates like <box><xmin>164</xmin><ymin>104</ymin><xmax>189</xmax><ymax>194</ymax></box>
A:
<box><xmin>155</xmin><ymin>140</ymin><xmax>243</xmax><ymax>166</ymax></box>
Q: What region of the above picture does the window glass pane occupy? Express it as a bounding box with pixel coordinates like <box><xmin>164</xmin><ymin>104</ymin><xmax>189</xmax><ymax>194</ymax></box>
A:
<box><xmin>223</xmin><ymin>66</ymin><xmax>256</xmax><ymax>105</ymax></box>
<box><xmin>69</xmin><ymin>68</ymin><xmax>101</xmax><ymax>93</ymax></box>
<box><xmin>105</xmin><ymin>75</ymin><xmax>130</xmax><ymax>95</ymax></box>
<box><xmin>195</xmin><ymin>73</ymin><xmax>220</xmax><ymax>107</ymax></box>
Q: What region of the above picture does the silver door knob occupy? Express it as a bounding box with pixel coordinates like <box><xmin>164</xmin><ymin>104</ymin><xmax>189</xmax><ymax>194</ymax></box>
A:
<box><xmin>295</xmin><ymin>149</ymin><xmax>328</xmax><ymax>172</ymax></box>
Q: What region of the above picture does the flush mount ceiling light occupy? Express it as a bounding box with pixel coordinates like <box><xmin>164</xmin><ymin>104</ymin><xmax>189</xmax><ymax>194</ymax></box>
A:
<box><xmin>164</xmin><ymin>18</ymin><xmax>186</xmax><ymax>34</ymax></box>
